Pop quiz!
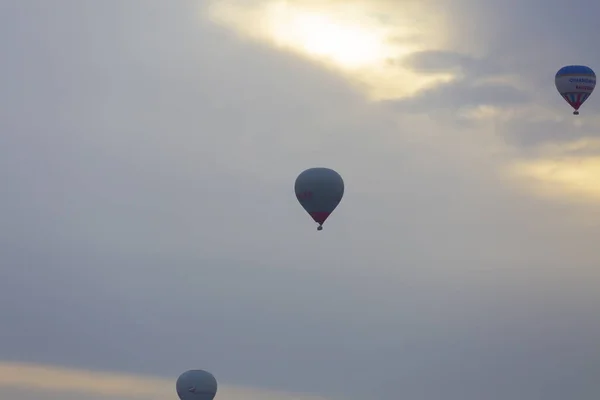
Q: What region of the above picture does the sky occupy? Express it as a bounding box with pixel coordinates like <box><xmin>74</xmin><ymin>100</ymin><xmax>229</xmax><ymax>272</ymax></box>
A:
<box><xmin>1</xmin><ymin>1</ymin><xmax>600</xmax><ymax>399</ymax></box>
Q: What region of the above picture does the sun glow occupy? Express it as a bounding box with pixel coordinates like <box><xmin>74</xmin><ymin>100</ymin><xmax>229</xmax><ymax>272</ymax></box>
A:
<box><xmin>510</xmin><ymin>157</ymin><xmax>600</xmax><ymax>199</ymax></box>
<box><xmin>261</xmin><ymin>4</ymin><xmax>411</xmax><ymax>70</ymax></box>
<box><xmin>204</xmin><ymin>0</ymin><xmax>455</xmax><ymax>100</ymax></box>
<box><xmin>507</xmin><ymin>138</ymin><xmax>600</xmax><ymax>201</ymax></box>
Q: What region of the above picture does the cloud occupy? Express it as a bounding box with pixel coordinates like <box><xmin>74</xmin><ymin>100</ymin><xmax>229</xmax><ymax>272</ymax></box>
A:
<box><xmin>2</xmin><ymin>1</ymin><xmax>600</xmax><ymax>400</ymax></box>
<box><xmin>377</xmin><ymin>49</ymin><xmax>535</xmax><ymax>122</ymax></box>
<box><xmin>0</xmin><ymin>362</ymin><xmax>168</xmax><ymax>399</ymax></box>
<box><xmin>386</xmin><ymin>79</ymin><xmax>530</xmax><ymax>113</ymax></box>
<box><xmin>503</xmin><ymin>136</ymin><xmax>600</xmax><ymax>203</ymax></box>
<box><xmin>402</xmin><ymin>50</ymin><xmax>504</xmax><ymax>77</ymax></box>
<box><xmin>0</xmin><ymin>362</ymin><xmax>331</xmax><ymax>400</ymax></box>
<box><xmin>203</xmin><ymin>0</ymin><xmax>457</xmax><ymax>100</ymax></box>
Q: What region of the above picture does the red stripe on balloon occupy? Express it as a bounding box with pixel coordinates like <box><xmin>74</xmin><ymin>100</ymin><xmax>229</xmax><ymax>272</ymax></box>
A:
<box><xmin>309</xmin><ymin>211</ymin><xmax>331</xmax><ymax>224</ymax></box>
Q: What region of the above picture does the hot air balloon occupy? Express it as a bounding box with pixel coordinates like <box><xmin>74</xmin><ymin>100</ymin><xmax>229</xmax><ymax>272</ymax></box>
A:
<box><xmin>555</xmin><ymin>65</ymin><xmax>596</xmax><ymax>115</ymax></box>
<box><xmin>176</xmin><ymin>370</ymin><xmax>217</xmax><ymax>400</ymax></box>
<box><xmin>294</xmin><ymin>167</ymin><xmax>344</xmax><ymax>231</ymax></box>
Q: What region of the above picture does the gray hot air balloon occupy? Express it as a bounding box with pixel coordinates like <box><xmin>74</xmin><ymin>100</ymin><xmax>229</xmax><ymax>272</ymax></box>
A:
<box><xmin>294</xmin><ymin>167</ymin><xmax>344</xmax><ymax>231</ymax></box>
<box><xmin>176</xmin><ymin>370</ymin><xmax>217</xmax><ymax>400</ymax></box>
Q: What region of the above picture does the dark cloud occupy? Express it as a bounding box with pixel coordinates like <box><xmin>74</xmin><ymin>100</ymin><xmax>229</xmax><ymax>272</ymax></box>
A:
<box><xmin>402</xmin><ymin>50</ymin><xmax>504</xmax><ymax>77</ymax></box>
<box><xmin>387</xmin><ymin>51</ymin><xmax>529</xmax><ymax>113</ymax></box>
<box><xmin>385</xmin><ymin>80</ymin><xmax>529</xmax><ymax>113</ymax></box>
<box><xmin>396</xmin><ymin>47</ymin><xmax>599</xmax><ymax>148</ymax></box>
<box><xmin>494</xmin><ymin>115</ymin><xmax>597</xmax><ymax>149</ymax></box>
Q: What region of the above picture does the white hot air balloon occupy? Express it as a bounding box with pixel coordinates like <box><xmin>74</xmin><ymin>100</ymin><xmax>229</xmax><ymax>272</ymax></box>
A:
<box><xmin>176</xmin><ymin>370</ymin><xmax>217</xmax><ymax>400</ymax></box>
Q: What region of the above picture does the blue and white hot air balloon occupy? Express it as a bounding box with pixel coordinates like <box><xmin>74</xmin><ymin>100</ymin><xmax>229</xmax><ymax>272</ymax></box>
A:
<box><xmin>176</xmin><ymin>370</ymin><xmax>217</xmax><ymax>400</ymax></box>
<box><xmin>294</xmin><ymin>167</ymin><xmax>344</xmax><ymax>231</ymax></box>
<box><xmin>555</xmin><ymin>65</ymin><xmax>596</xmax><ymax>115</ymax></box>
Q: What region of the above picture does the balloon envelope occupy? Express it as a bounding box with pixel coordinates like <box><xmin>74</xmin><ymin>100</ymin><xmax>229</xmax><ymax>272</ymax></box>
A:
<box><xmin>176</xmin><ymin>370</ymin><xmax>217</xmax><ymax>400</ymax></box>
<box><xmin>555</xmin><ymin>65</ymin><xmax>596</xmax><ymax>114</ymax></box>
<box><xmin>294</xmin><ymin>167</ymin><xmax>344</xmax><ymax>230</ymax></box>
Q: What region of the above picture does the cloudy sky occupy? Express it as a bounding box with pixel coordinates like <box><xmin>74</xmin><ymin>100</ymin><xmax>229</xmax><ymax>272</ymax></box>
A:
<box><xmin>1</xmin><ymin>1</ymin><xmax>600</xmax><ymax>399</ymax></box>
